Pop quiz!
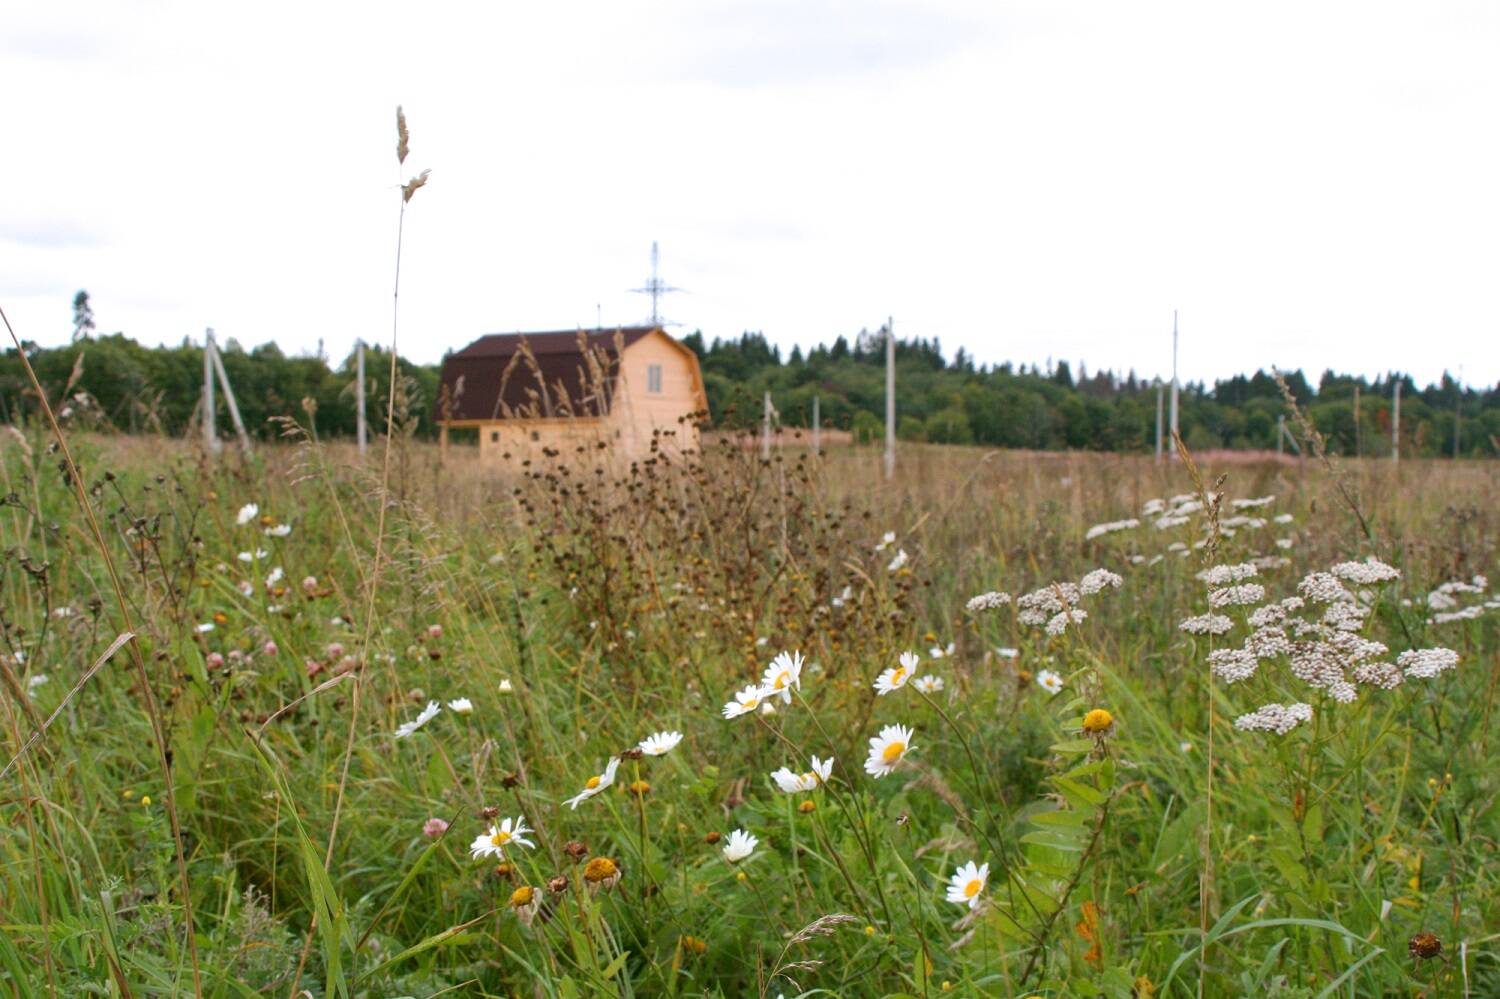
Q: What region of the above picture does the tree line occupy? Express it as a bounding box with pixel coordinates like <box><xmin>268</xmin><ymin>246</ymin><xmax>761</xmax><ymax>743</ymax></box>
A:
<box><xmin>2</xmin><ymin>325</ymin><xmax>1495</xmax><ymax>457</ymax></box>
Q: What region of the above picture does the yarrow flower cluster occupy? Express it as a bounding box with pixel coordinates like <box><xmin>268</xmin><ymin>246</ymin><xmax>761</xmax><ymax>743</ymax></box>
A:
<box><xmin>1397</xmin><ymin>647</ymin><xmax>1459</xmax><ymax>679</ymax></box>
<box><xmin>965</xmin><ymin>590</ymin><xmax>1012</xmax><ymax>613</ymax></box>
<box><xmin>1197</xmin><ymin>562</ymin><xmax>1258</xmax><ymax>586</ymax></box>
<box><xmin>1233</xmin><ymin>702</ymin><xmax>1313</xmax><ymax>735</ymax></box>
<box><xmin>1331</xmin><ymin>557</ymin><xmax>1401</xmax><ymax>584</ymax></box>
<box><xmin>1084</xmin><ymin>518</ymin><xmax>1139</xmax><ymax>540</ymax></box>
<box><xmin>1209</xmin><ymin>583</ymin><xmax>1265</xmax><ymax>608</ymax></box>
<box><xmin>1180</xmin><ymin>613</ymin><xmax>1233</xmax><ymax>635</ymax></box>
<box><xmin>1078</xmin><ymin>569</ymin><xmax>1123</xmax><ymax>595</ymax></box>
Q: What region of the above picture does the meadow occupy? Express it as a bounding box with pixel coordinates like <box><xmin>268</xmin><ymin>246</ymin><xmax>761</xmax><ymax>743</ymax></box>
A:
<box><xmin>0</xmin><ymin>420</ymin><xmax>1496</xmax><ymax>998</ymax></box>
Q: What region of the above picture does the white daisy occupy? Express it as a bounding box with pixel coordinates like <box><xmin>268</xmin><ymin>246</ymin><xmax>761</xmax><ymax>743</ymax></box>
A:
<box><xmin>865</xmin><ymin>723</ymin><xmax>915</xmax><ymax>777</ymax></box>
<box><xmin>913</xmin><ymin>675</ymin><xmax>944</xmax><ymax>694</ymax></box>
<box><xmin>1036</xmin><ymin>670</ymin><xmax>1064</xmax><ymax>695</ymax></box>
<box><xmin>770</xmin><ymin>755</ymin><xmax>834</xmax><ymax>793</ymax></box>
<box><xmin>722</xmin><ymin>684</ymin><xmax>764</xmax><ymax>719</ymax></box>
<box><xmin>447</xmin><ymin>697</ymin><xmax>474</xmax><ymax>714</ymax></box>
<box><xmin>760</xmin><ymin>650</ymin><xmax>804</xmax><ymax>703</ymax></box>
<box><xmin>887</xmin><ymin>549</ymin><xmax>909</xmax><ymax>572</ymax></box>
<box><xmin>469</xmin><ymin>815</ymin><xmax>535</xmax><ymax>859</ymax></box>
<box><xmin>236</xmin><ymin>503</ymin><xmax>259</xmax><ymax>525</ymax></box>
<box><xmin>564</xmin><ymin>757</ymin><xmax>620</xmax><ymax>809</ymax></box>
<box><xmin>264</xmin><ymin>523</ymin><xmax>292</xmax><ymax>537</ymax></box>
<box><xmin>498</xmin><ymin>678</ymin><xmax>514</xmax><ymax>694</ymax></box>
<box><xmin>265</xmin><ymin>566</ymin><xmax>284</xmax><ymax>587</ymax></box>
<box><xmin>945</xmin><ymin>860</ymin><xmax>989</xmax><ymax>909</ymax></box>
<box><xmin>394</xmin><ymin>700</ymin><xmax>441</xmax><ymax>739</ymax></box>
<box><xmin>638</xmin><ymin>730</ymin><xmax>683</xmax><ymax>756</ymax></box>
<box><xmin>236</xmin><ymin>549</ymin><xmax>269</xmax><ymax>563</ymax></box>
<box><xmin>928</xmin><ymin>642</ymin><xmax>955</xmax><ymax>659</ymax></box>
<box><xmin>722</xmin><ymin>828</ymin><xmax>758</xmax><ymax>863</ymax></box>
<box><xmin>994</xmin><ymin>647</ymin><xmax>1019</xmax><ymax>659</ymax></box>
<box><xmin>875</xmin><ymin>531</ymin><xmax>896</xmax><ymax>552</ymax></box>
<box><xmin>874</xmin><ymin>651</ymin><xmax>920</xmax><ymax>696</ymax></box>
<box><xmin>196</xmin><ymin>622</ymin><xmax>215</xmax><ymax>633</ymax></box>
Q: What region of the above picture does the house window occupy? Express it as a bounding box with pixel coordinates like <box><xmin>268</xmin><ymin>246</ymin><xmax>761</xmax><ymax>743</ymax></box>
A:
<box><xmin>490</xmin><ymin>431</ymin><xmax>500</xmax><ymax>443</ymax></box>
<box><xmin>647</xmin><ymin>364</ymin><xmax>663</xmax><ymax>394</ymax></box>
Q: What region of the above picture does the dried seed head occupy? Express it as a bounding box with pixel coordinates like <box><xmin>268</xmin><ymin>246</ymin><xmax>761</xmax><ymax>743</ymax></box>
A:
<box><xmin>500</xmin><ymin>772</ymin><xmax>521</xmax><ymax>789</ymax></box>
<box><xmin>1408</xmin><ymin>932</ymin><xmax>1442</xmax><ymax>960</ymax></box>
<box><xmin>619</xmin><ymin>747</ymin><xmax>645</xmax><ymax>761</ymax></box>
<box><xmin>704</xmin><ymin>830</ymin><xmax>722</xmax><ymax>844</ymax></box>
<box><xmin>546</xmin><ymin>875</ymin><xmax>570</xmax><ymax>896</ymax></box>
<box><xmin>479</xmin><ymin>805</ymin><xmax>500</xmax><ymax>820</ymax></box>
<box><xmin>493</xmin><ymin>862</ymin><xmax>515</xmax><ymax>879</ymax></box>
<box><xmin>564</xmin><ymin>840</ymin><xmax>589</xmax><ymax>862</ymax></box>
<box><xmin>396</xmin><ymin>105</ymin><xmax>409</xmax><ymax>164</ymax></box>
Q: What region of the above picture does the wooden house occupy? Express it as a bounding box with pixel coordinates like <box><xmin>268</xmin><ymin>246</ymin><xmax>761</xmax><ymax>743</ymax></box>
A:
<box><xmin>433</xmin><ymin>327</ymin><xmax>709</xmax><ymax>462</ymax></box>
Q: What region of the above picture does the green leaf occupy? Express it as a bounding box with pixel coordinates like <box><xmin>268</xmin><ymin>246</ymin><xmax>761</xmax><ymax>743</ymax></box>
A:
<box><xmin>599</xmin><ymin>949</ymin><xmax>631</xmax><ymax>979</ymax></box>
<box><xmin>1049</xmin><ymin>739</ymin><xmax>1095</xmax><ymax>755</ymax></box>
<box><xmin>1030</xmin><ymin>807</ymin><xmax>1089</xmax><ymax>828</ymax></box>
<box><xmin>1021</xmin><ymin>829</ymin><xmax>1087</xmax><ymax>852</ymax></box>
<box><xmin>1053</xmin><ymin>775</ymin><xmax>1106</xmax><ymax>808</ymax></box>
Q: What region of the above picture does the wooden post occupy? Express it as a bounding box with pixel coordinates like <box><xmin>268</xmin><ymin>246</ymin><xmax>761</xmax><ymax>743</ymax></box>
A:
<box><xmin>1392</xmin><ymin>380</ymin><xmax>1401</xmax><ymax>463</ymax></box>
<box><xmin>208</xmin><ymin>337</ymin><xmax>253</xmax><ymax>453</ymax></box>
<box><xmin>762</xmin><ymin>391</ymin><xmax>772</xmax><ymax>460</ymax></box>
<box><xmin>356</xmin><ymin>339</ymin><xmax>368</xmax><ymax>456</ymax></box>
<box><xmin>203</xmin><ymin>328</ymin><xmax>219</xmax><ymax>452</ymax></box>
<box><xmin>812</xmin><ymin>395</ymin><xmax>821</xmax><ymax>453</ymax></box>
<box><xmin>1154</xmin><ymin>381</ymin><xmax>1164</xmax><ymax>462</ymax></box>
<box><xmin>440</xmin><ymin>423</ymin><xmax>449</xmax><ymax>461</ymax></box>
<box><xmin>1353</xmin><ymin>383</ymin><xmax>1361</xmax><ymax>457</ymax></box>
<box><xmin>884</xmin><ymin>317</ymin><xmax>895</xmax><ymax>480</ymax></box>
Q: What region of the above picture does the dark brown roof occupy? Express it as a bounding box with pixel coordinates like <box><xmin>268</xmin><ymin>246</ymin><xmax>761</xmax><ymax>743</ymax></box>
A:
<box><xmin>434</xmin><ymin>327</ymin><xmax>658</xmax><ymax>422</ymax></box>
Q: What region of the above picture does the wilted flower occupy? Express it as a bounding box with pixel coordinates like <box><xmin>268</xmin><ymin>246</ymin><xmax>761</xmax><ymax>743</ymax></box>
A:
<box><xmin>583</xmin><ymin>856</ymin><xmax>622</xmax><ymax>893</ymax></box>
<box><xmin>865</xmin><ymin>723</ymin><xmax>915</xmax><ymax>777</ymax></box>
<box><xmin>510</xmin><ymin>885</ymin><xmax>540</xmax><ymax>926</ymax></box>
<box><xmin>945</xmin><ymin>860</ymin><xmax>989</xmax><ymax>909</ymax></box>
<box><xmin>722</xmin><ymin>829</ymin><xmax>758</xmax><ymax>863</ymax></box>
<box><xmin>1408</xmin><ymin>931</ymin><xmax>1442</xmax><ymax>960</ymax></box>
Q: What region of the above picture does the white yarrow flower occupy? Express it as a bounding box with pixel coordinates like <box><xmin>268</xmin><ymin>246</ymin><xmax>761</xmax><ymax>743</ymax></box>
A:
<box><xmin>875</xmin><ymin>531</ymin><xmax>896</xmax><ymax>552</ymax></box>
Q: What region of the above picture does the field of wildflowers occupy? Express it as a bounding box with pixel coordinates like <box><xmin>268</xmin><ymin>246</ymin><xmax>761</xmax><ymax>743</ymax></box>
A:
<box><xmin>0</xmin><ymin>421</ymin><xmax>1496</xmax><ymax>997</ymax></box>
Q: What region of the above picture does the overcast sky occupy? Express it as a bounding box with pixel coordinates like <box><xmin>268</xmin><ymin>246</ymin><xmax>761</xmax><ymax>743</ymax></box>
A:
<box><xmin>4</xmin><ymin>1</ymin><xmax>1497</xmax><ymax>387</ymax></box>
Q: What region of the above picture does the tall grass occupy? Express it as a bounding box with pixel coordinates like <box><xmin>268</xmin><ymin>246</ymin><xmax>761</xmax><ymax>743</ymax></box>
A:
<box><xmin>0</xmin><ymin>422</ymin><xmax>1494</xmax><ymax>996</ymax></box>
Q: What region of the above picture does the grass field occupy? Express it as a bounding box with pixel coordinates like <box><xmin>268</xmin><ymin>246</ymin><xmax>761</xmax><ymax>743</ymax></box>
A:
<box><xmin>0</xmin><ymin>424</ymin><xmax>1496</xmax><ymax>998</ymax></box>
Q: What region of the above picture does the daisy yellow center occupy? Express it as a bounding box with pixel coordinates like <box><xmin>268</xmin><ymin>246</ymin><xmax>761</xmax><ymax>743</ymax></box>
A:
<box><xmin>891</xmin><ymin>667</ymin><xmax>905</xmax><ymax>684</ymax></box>
<box><xmin>585</xmin><ymin>776</ymin><xmax>602</xmax><ymax>789</ymax></box>
<box><xmin>801</xmin><ymin>771</ymin><xmax>816</xmax><ymax>783</ymax></box>
<box><xmin>964</xmin><ymin>879</ymin><xmax>981</xmax><ymax>898</ymax></box>
<box><xmin>491</xmin><ymin>830</ymin><xmax>512</xmax><ymax>846</ymax></box>
<box><xmin>881</xmin><ymin>741</ymin><xmax>906</xmax><ymax>764</ymax></box>
<box><xmin>773</xmin><ymin>672</ymin><xmax>788</xmax><ymax>689</ymax></box>
<box><xmin>740</xmin><ymin>696</ymin><xmax>757</xmax><ymax>708</ymax></box>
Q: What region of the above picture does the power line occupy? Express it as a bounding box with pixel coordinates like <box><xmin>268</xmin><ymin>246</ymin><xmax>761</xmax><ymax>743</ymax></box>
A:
<box><xmin>628</xmin><ymin>241</ymin><xmax>683</xmax><ymax>327</ymax></box>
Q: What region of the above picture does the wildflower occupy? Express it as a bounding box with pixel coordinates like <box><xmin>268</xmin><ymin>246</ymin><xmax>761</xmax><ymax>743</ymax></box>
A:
<box><xmin>1209</xmin><ymin>584</ymin><xmax>1265</xmax><ymax>608</ymax></box>
<box><xmin>1298</xmin><ymin>571</ymin><xmax>1350</xmax><ymax>604</ymax></box>
<box><xmin>498</xmin><ymin>678</ymin><xmax>514</xmax><ymax>694</ymax></box>
<box><xmin>470</xmin><ymin>816</ymin><xmax>535</xmax><ymax>860</ymax></box>
<box><xmin>447</xmin><ymin>697</ymin><xmax>473</xmax><ymax>714</ymax></box>
<box><xmin>26</xmin><ymin>674</ymin><xmax>48</xmax><ymax>694</ymax></box>
<box><xmin>994</xmin><ymin>646</ymin><xmax>1018</xmax><ymax>659</ymax></box>
<box><xmin>302</xmin><ymin>575</ymin><xmax>318</xmax><ymax>592</ymax></box>
<box><xmin>1352</xmin><ymin>661</ymin><xmax>1404</xmax><ymax>689</ymax></box>
<box><xmin>264</xmin><ymin>566</ymin><xmax>284</xmax><ymax>588</ymax></box>
<box><xmin>965</xmin><ymin>590</ymin><xmax>1011</xmax><ymax>612</ymax></box>
<box><xmin>1207</xmin><ymin>648</ymin><xmax>1259</xmax><ymax>684</ymax></box>
<box><xmin>886</xmin><ymin>549</ymin><xmax>909</xmax><ymax>572</ymax></box>
<box><xmin>510</xmin><ymin>885</ymin><xmax>540</xmax><ymax>926</ymax></box>
<box><xmin>760</xmin><ymin>650</ymin><xmax>804</xmax><ymax>703</ymax></box>
<box><xmin>1081</xmin><ymin>709</ymin><xmax>1114</xmax><ymax>736</ymax></box>
<box><xmin>875</xmin><ymin>531</ymin><xmax>896</xmax><ymax>552</ymax></box>
<box><xmin>798</xmin><ymin>799</ymin><xmax>816</xmax><ymax>813</ymax></box>
<box><xmin>1045</xmin><ymin>608</ymin><xmax>1087</xmax><ymax>635</ymax></box>
<box><xmin>1180</xmin><ymin>613</ymin><xmax>1233</xmax><ymax>636</ymax></box>
<box><xmin>264</xmin><ymin>523</ymin><xmax>291</xmax><ymax>537</ymax></box>
<box><xmin>394</xmin><ymin>700</ymin><xmax>441</xmax><ymax>739</ymax></box>
<box><xmin>1331</xmin><ymin>557</ymin><xmax>1400</xmax><ymax>584</ymax></box>
<box><xmin>546</xmin><ymin>875</ymin><xmax>570</xmax><ymax>895</ymax></box>
<box><xmin>831</xmin><ymin>585</ymin><xmax>853</xmax><ymax>608</ymax></box>
<box><xmin>422</xmin><ymin>817</ymin><xmax>449</xmax><ymax>838</ymax></box>
<box><xmin>1179</xmin><ymin>740</ymin><xmax>1193</xmax><ymax>753</ymax></box>
<box><xmin>1198</xmin><ymin>563</ymin><xmax>1258</xmax><ymax>586</ymax></box>
<box><xmin>1078</xmin><ymin>569</ymin><xmax>1122</xmax><ymax>594</ymax></box>
<box><xmin>584</xmin><ymin>856</ymin><xmax>622</xmax><ymax>893</ymax></box>
<box><xmin>196</xmin><ymin>622</ymin><xmax>215</xmax><ymax>633</ymax></box>
<box><xmin>1084</xmin><ymin>518</ymin><xmax>1140</xmax><ymax>540</ymax></box>
<box><xmin>865</xmin><ymin>723</ymin><xmax>915</xmax><ymax>777</ymax></box>
<box><xmin>263</xmin><ymin>640</ymin><xmax>278</xmax><ymax>657</ymax></box>
<box><xmin>236</xmin><ymin>549</ymin><xmax>268</xmax><ymax>563</ymax></box>
<box><xmin>913</xmin><ymin>675</ymin><xmax>944</xmax><ymax>694</ymax></box>
<box><xmin>427</xmin><ymin>624</ymin><xmax>443</xmax><ymax>640</ymax></box>
<box><xmin>638</xmin><ymin>730</ymin><xmax>683</xmax><ymax>756</ymax></box>
<box><xmin>1408</xmin><ymin>932</ymin><xmax>1442</xmax><ymax>960</ymax></box>
<box><xmin>760</xmin><ymin>700</ymin><xmax>777</xmax><ymax>715</ymax></box>
<box><xmin>236</xmin><ymin>503</ymin><xmax>259</xmax><ymax>525</ymax></box>
<box><xmin>1036</xmin><ymin>669</ymin><xmax>1064</xmax><ymax>695</ymax></box>
<box><xmin>680</xmin><ymin>934</ymin><xmax>708</xmax><ymax>956</ymax></box>
<box><xmin>1232</xmin><ymin>702</ymin><xmax>1313</xmax><ymax>735</ymax></box>
<box><xmin>723</xmin><ymin>684</ymin><xmax>764</xmax><ymax>719</ymax></box>
<box><xmin>770</xmin><ymin>755</ymin><xmax>834</xmax><ymax>793</ymax></box>
<box><xmin>874</xmin><ymin>651</ymin><xmax>921</xmax><ymax>695</ymax></box>
<box><xmin>565</xmin><ymin>757</ymin><xmax>620</xmax><ymax>808</ymax></box>
<box><xmin>722</xmin><ymin>829</ymin><xmax>758</xmax><ymax>863</ymax></box>
<box><xmin>1398</xmin><ymin>647</ymin><xmax>1459</xmax><ymax>679</ymax></box>
<box><xmin>205</xmin><ymin>652</ymin><xmax>225</xmax><ymax>670</ymax></box>
<box><xmin>564</xmin><ymin>840</ymin><xmax>589</xmax><ymax>862</ymax></box>
<box><xmin>141</xmin><ymin>795</ymin><xmax>152</xmax><ymax>807</ymax></box>
<box><xmin>945</xmin><ymin>860</ymin><xmax>989</xmax><ymax>909</ymax></box>
<box><xmin>628</xmin><ymin>779</ymin><xmax>650</xmax><ymax>796</ymax></box>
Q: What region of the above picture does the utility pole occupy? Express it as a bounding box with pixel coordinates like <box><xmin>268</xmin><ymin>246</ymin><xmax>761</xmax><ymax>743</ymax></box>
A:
<box><xmin>884</xmin><ymin>317</ymin><xmax>895</xmax><ymax>480</ymax></box>
<box><xmin>629</xmin><ymin>241</ymin><xmax>681</xmax><ymax>327</ymax></box>
<box><xmin>356</xmin><ymin>339</ymin><xmax>368</xmax><ymax>457</ymax></box>
<box><xmin>1154</xmin><ymin>380</ymin><xmax>1164</xmax><ymax>462</ymax></box>
<box><xmin>1453</xmin><ymin>378</ymin><xmax>1462</xmax><ymax>459</ymax></box>
<box><xmin>203</xmin><ymin>328</ymin><xmax>219</xmax><ymax>452</ymax></box>
<box><xmin>1392</xmin><ymin>380</ymin><xmax>1401</xmax><ymax>463</ymax></box>
<box><xmin>812</xmin><ymin>395</ymin><xmax>821</xmax><ymax>453</ymax></box>
<box><xmin>1168</xmin><ymin>310</ymin><xmax>1180</xmax><ymax>452</ymax></box>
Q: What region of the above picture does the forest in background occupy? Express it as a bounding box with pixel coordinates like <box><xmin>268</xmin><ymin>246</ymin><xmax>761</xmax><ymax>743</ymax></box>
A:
<box><xmin>3</xmin><ymin>326</ymin><xmax>1497</xmax><ymax>457</ymax></box>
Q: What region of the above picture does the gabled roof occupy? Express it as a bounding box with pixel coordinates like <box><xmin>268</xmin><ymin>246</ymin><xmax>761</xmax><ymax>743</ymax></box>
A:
<box><xmin>434</xmin><ymin>326</ymin><xmax>678</xmax><ymax>423</ymax></box>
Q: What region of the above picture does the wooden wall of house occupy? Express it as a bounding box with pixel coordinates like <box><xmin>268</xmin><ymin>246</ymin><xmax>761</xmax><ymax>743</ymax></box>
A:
<box><xmin>612</xmin><ymin>332</ymin><xmax>704</xmax><ymax>457</ymax></box>
<box><xmin>475</xmin><ymin>417</ymin><xmax>616</xmax><ymax>462</ymax></box>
